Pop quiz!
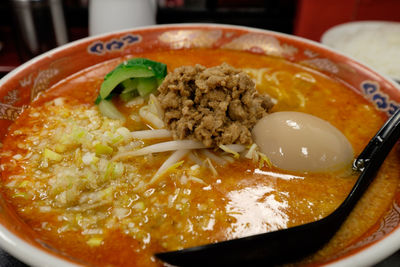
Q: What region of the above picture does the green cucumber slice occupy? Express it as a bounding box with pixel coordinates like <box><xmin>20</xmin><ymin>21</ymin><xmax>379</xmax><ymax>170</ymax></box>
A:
<box><xmin>96</xmin><ymin>58</ymin><xmax>167</xmax><ymax>119</ymax></box>
<box><xmin>98</xmin><ymin>100</ymin><xmax>125</xmax><ymax>121</ymax></box>
<box><xmin>121</xmin><ymin>78</ymin><xmax>139</xmax><ymax>94</ymax></box>
<box><xmin>137</xmin><ymin>77</ymin><xmax>158</xmax><ymax>97</ymax></box>
<box><xmin>126</xmin><ymin>58</ymin><xmax>167</xmax><ymax>79</ymax></box>
<box><xmin>99</xmin><ymin>58</ymin><xmax>167</xmax><ymax>100</ymax></box>
<box><xmin>100</xmin><ymin>65</ymin><xmax>154</xmax><ymax>99</ymax></box>
<box><xmin>120</xmin><ymin>90</ymin><xmax>139</xmax><ymax>102</ymax></box>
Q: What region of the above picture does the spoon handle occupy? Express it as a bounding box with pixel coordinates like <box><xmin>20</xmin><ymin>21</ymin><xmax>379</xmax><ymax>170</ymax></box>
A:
<box><xmin>344</xmin><ymin>108</ymin><xmax>400</xmax><ymax>216</ymax></box>
<box><xmin>353</xmin><ymin>109</ymin><xmax>400</xmax><ymax>172</ymax></box>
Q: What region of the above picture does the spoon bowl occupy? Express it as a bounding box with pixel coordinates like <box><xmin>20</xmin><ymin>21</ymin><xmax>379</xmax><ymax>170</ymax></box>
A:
<box><xmin>156</xmin><ymin>108</ymin><xmax>400</xmax><ymax>266</ymax></box>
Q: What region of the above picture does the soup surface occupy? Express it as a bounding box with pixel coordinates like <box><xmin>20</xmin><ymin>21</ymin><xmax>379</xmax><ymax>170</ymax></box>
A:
<box><xmin>1</xmin><ymin>48</ymin><xmax>399</xmax><ymax>266</ymax></box>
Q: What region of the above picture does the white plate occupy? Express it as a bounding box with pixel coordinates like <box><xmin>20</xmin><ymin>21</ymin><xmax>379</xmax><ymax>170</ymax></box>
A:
<box><xmin>321</xmin><ymin>21</ymin><xmax>400</xmax><ymax>81</ymax></box>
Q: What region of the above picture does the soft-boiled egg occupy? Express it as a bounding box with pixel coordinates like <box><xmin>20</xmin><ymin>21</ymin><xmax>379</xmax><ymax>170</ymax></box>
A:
<box><xmin>252</xmin><ymin>111</ymin><xmax>354</xmax><ymax>173</ymax></box>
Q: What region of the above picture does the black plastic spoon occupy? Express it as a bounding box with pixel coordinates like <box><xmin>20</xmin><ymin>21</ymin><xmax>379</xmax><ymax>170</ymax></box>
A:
<box><xmin>155</xmin><ymin>108</ymin><xmax>400</xmax><ymax>267</ymax></box>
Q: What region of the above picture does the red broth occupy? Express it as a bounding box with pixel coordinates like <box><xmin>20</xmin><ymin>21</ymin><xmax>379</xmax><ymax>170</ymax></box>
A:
<box><xmin>1</xmin><ymin>48</ymin><xmax>398</xmax><ymax>266</ymax></box>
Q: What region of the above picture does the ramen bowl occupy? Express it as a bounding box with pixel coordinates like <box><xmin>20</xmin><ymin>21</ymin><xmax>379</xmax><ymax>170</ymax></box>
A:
<box><xmin>0</xmin><ymin>24</ymin><xmax>400</xmax><ymax>267</ymax></box>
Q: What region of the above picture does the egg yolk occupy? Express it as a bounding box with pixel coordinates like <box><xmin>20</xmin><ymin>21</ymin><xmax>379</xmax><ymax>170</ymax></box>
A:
<box><xmin>252</xmin><ymin>112</ymin><xmax>354</xmax><ymax>173</ymax></box>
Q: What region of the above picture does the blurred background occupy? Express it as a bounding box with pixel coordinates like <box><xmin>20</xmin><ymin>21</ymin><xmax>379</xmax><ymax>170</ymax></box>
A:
<box><xmin>0</xmin><ymin>0</ymin><xmax>400</xmax><ymax>266</ymax></box>
<box><xmin>1</xmin><ymin>0</ymin><xmax>400</xmax><ymax>78</ymax></box>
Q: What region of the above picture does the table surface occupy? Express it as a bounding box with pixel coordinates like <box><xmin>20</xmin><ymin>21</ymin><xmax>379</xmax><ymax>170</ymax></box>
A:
<box><xmin>0</xmin><ymin>246</ymin><xmax>399</xmax><ymax>266</ymax></box>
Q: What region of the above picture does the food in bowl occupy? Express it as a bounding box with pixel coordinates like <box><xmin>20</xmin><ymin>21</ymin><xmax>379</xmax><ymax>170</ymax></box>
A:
<box><xmin>321</xmin><ymin>21</ymin><xmax>400</xmax><ymax>81</ymax></box>
<box><xmin>0</xmin><ymin>46</ymin><xmax>398</xmax><ymax>267</ymax></box>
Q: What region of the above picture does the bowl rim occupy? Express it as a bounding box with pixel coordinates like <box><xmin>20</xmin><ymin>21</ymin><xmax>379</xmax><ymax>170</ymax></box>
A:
<box><xmin>0</xmin><ymin>224</ymin><xmax>79</xmax><ymax>267</ymax></box>
<box><xmin>1</xmin><ymin>22</ymin><xmax>400</xmax><ymax>267</ymax></box>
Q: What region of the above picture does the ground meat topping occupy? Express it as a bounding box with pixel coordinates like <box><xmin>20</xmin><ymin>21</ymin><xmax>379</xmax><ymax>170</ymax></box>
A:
<box><xmin>157</xmin><ymin>63</ymin><xmax>274</xmax><ymax>147</ymax></box>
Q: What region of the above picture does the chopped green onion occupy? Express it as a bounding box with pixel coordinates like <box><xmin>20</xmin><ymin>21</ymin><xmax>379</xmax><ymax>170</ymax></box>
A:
<box><xmin>110</xmin><ymin>135</ymin><xmax>124</xmax><ymax>145</ymax></box>
<box><xmin>258</xmin><ymin>152</ymin><xmax>273</xmax><ymax>168</ymax></box>
<box><xmin>71</xmin><ymin>127</ymin><xmax>87</xmax><ymax>142</ymax></box>
<box><xmin>219</xmin><ymin>144</ymin><xmax>240</xmax><ymax>159</ymax></box>
<box><xmin>87</xmin><ymin>237</ymin><xmax>103</xmax><ymax>247</ymax></box>
<box><xmin>18</xmin><ymin>181</ymin><xmax>30</xmax><ymax>188</ymax></box>
<box><xmin>44</xmin><ymin>148</ymin><xmax>63</xmax><ymax>162</ymax></box>
<box><xmin>114</xmin><ymin>162</ymin><xmax>125</xmax><ymax>177</ymax></box>
<box><xmin>12</xmin><ymin>192</ymin><xmax>28</xmax><ymax>199</ymax></box>
<box><xmin>100</xmin><ymin>186</ymin><xmax>114</xmax><ymax>200</ymax></box>
<box><xmin>95</xmin><ymin>143</ymin><xmax>113</xmax><ymax>155</ymax></box>
<box><xmin>133</xmin><ymin>201</ymin><xmax>145</xmax><ymax>211</ymax></box>
<box><xmin>55</xmin><ymin>144</ymin><xmax>66</xmax><ymax>153</ymax></box>
<box><xmin>104</xmin><ymin>162</ymin><xmax>116</xmax><ymax>180</ymax></box>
